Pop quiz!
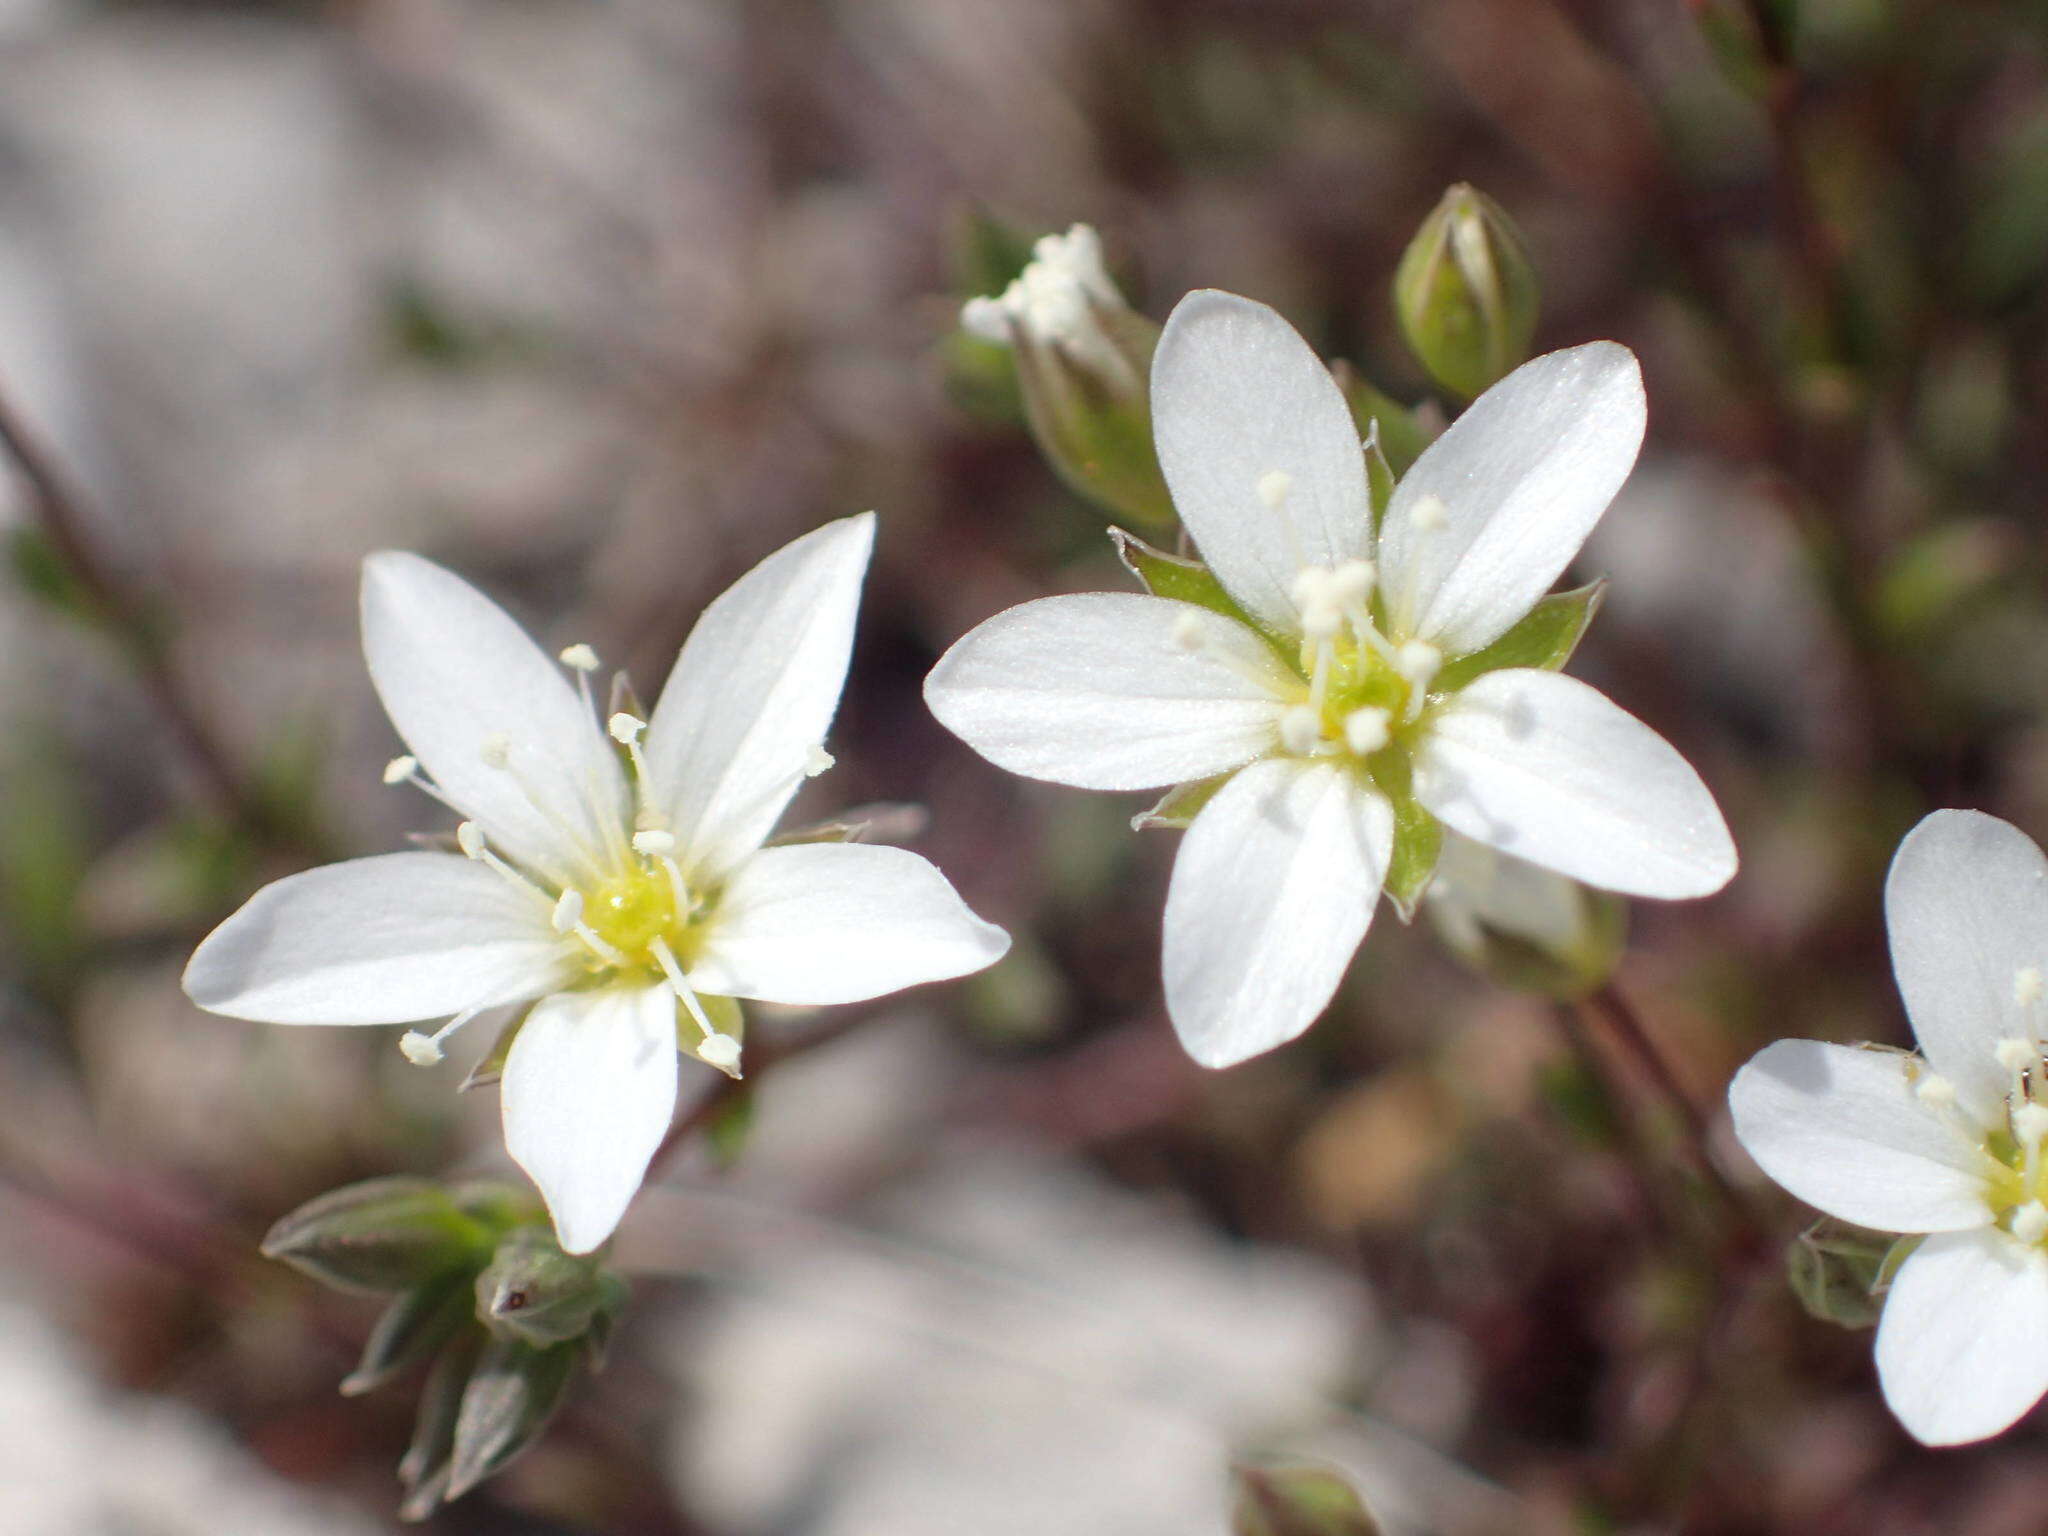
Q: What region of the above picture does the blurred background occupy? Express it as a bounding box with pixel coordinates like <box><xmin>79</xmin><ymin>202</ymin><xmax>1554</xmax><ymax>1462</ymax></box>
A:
<box><xmin>1</xmin><ymin>0</ymin><xmax>2046</xmax><ymax>1530</ymax></box>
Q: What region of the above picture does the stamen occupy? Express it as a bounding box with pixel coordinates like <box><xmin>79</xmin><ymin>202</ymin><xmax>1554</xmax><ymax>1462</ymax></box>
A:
<box><xmin>382</xmin><ymin>755</ymin><xmax>418</xmax><ymax>786</ymax></box>
<box><xmin>398</xmin><ymin>1002</ymin><xmax>491</xmax><ymax>1068</ymax></box>
<box><xmin>1396</xmin><ymin>640</ymin><xmax>1442</xmax><ymax>721</ymax></box>
<box><xmin>609</xmin><ymin>711</ymin><xmax>655</xmax><ymax>784</ymax></box>
<box><xmin>559</xmin><ymin>644</ymin><xmax>600</xmax><ymax>672</ymax></box>
<box><xmin>805</xmin><ymin>744</ymin><xmax>835</xmax><ymax>778</ymax></box>
<box><xmin>572</xmin><ymin>923</ymin><xmax>628</xmax><ymax>968</ymax></box>
<box><xmin>1409</xmin><ymin>494</ymin><xmax>1448</xmax><ymax>532</ymax></box>
<box><xmin>1344</xmin><ymin>707</ymin><xmax>1391</xmax><ymax>756</ymax></box>
<box><xmin>2016</xmin><ymin>1101</ymin><xmax>2048</xmax><ymax>1146</ymax></box>
<box><xmin>1256</xmin><ymin>470</ymin><xmax>1293</xmax><ymax>510</ymax></box>
<box><xmin>648</xmin><ymin>936</ymin><xmax>737</xmax><ymax>1077</ymax></box>
<box><xmin>633</xmin><ymin>828</ymin><xmax>678</xmax><ymax>856</ymax></box>
<box><xmin>1914</xmin><ymin>1073</ymin><xmax>1956</xmax><ymax>1109</ymax></box>
<box><xmin>1997</xmin><ymin>1036</ymin><xmax>2037</xmax><ymax>1075</ymax></box>
<box><xmin>696</xmin><ymin>1032</ymin><xmax>743</xmax><ymax>1077</ymax></box>
<box><xmin>1307</xmin><ymin>639</ymin><xmax>1334</xmax><ymax>716</ymax></box>
<box><xmin>1330</xmin><ymin>559</ymin><xmax>1376</xmax><ymax>607</ymax></box>
<box><xmin>479</xmin><ymin>733</ymin><xmax>512</xmax><ymax>770</ymax></box>
<box><xmin>551</xmin><ymin>889</ymin><xmax>585</xmax><ymax>935</ymax></box>
<box><xmin>456</xmin><ymin>820</ymin><xmax>558</xmax><ymax>914</ymax></box>
<box><xmin>2016</xmin><ymin>1202</ymin><xmax>2048</xmax><ymax>1246</ymax></box>
<box><xmin>1169</xmin><ymin>611</ymin><xmax>1207</xmax><ymax>652</ymax></box>
<box><xmin>1279</xmin><ymin>705</ymin><xmax>1324</xmax><ymax>756</ymax></box>
<box><xmin>456</xmin><ymin>821</ymin><xmax>488</xmax><ymax>860</ymax></box>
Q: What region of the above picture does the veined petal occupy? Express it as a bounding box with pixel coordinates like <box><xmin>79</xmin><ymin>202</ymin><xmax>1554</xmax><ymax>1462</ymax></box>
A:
<box><xmin>643</xmin><ymin>514</ymin><xmax>873</xmax><ymax>882</ymax></box>
<box><xmin>1727</xmin><ymin>1040</ymin><xmax>1995</xmax><ymax>1233</ymax></box>
<box><xmin>1151</xmin><ymin>290</ymin><xmax>1373</xmax><ymax>631</ymax></box>
<box><xmin>1411</xmin><ymin>668</ymin><xmax>1736</xmax><ymax>899</ymax></box>
<box><xmin>1162</xmin><ymin>758</ymin><xmax>1393</xmax><ymax>1068</ymax></box>
<box><xmin>924</xmin><ymin>592</ymin><xmax>1291</xmax><ymax>792</ymax></box>
<box><xmin>501</xmin><ymin>982</ymin><xmax>679</xmax><ymax>1255</ymax></box>
<box><xmin>362</xmin><ymin>553</ymin><xmax>627</xmax><ymax>887</ymax></box>
<box><xmin>1887</xmin><ymin>810</ymin><xmax>2048</xmax><ymax>1125</ymax></box>
<box><xmin>1378</xmin><ymin>343</ymin><xmax>1645</xmax><ymax>656</ymax></box>
<box><xmin>183</xmin><ymin>852</ymin><xmax>574</xmax><ymax>1025</ymax></box>
<box><xmin>1875</xmin><ymin>1228</ymin><xmax>2048</xmax><ymax>1445</ymax></box>
<box><xmin>687</xmin><ymin>843</ymin><xmax>1008</xmax><ymax>1005</ymax></box>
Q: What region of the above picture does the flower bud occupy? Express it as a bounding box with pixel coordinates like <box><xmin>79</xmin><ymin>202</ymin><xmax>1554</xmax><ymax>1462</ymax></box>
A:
<box><xmin>261</xmin><ymin>1177</ymin><xmax>492</xmax><ymax>1295</ymax></box>
<box><xmin>961</xmin><ymin>224</ymin><xmax>1174</xmax><ymax>527</ymax></box>
<box><xmin>445</xmin><ymin>1334</ymin><xmax>581</xmax><ymax>1502</ymax></box>
<box><xmin>475</xmin><ymin>1228</ymin><xmax>629</xmax><ymax>1350</ymax></box>
<box><xmin>1422</xmin><ymin>832</ymin><xmax>1625</xmax><ymax>1000</ymax></box>
<box><xmin>1392</xmin><ymin>184</ymin><xmax>1540</xmax><ymax>400</ymax></box>
<box><xmin>1787</xmin><ymin>1218</ymin><xmax>1916</xmax><ymax>1331</ymax></box>
<box><xmin>1231</xmin><ymin>1462</ymin><xmax>1382</xmax><ymax>1536</ymax></box>
<box><xmin>342</xmin><ymin>1270</ymin><xmax>475</xmax><ymax>1397</ymax></box>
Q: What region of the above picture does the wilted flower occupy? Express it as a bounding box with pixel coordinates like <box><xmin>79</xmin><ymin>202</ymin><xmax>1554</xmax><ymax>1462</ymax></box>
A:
<box><xmin>926</xmin><ymin>290</ymin><xmax>1734</xmax><ymax>1068</ymax></box>
<box><xmin>1731</xmin><ymin>809</ymin><xmax>2048</xmax><ymax>1446</ymax></box>
<box><xmin>187</xmin><ymin>515</ymin><xmax>1008</xmax><ymax>1252</ymax></box>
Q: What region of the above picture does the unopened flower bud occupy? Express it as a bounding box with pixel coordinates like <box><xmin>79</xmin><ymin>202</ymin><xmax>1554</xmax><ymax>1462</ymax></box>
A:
<box><xmin>962</xmin><ymin>224</ymin><xmax>1174</xmax><ymax>527</ymax></box>
<box><xmin>1231</xmin><ymin>1461</ymin><xmax>1382</xmax><ymax>1536</ymax></box>
<box><xmin>1393</xmin><ymin>184</ymin><xmax>1540</xmax><ymax>400</ymax></box>
<box><xmin>444</xmin><ymin>1334</ymin><xmax>581</xmax><ymax>1502</ymax></box>
<box><xmin>261</xmin><ymin>1177</ymin><xmax>492</xmax><ymax>1295</ymax></box>
<box><xmin>1787</xmin><ymin>1217</ymin><xmax>1916</xmax><ymax>1331</ymax></box>
<box><xmin>474</xmin><ymin>1228</ymin><xmax>629</xmax><ymax>1350</ymax></box>
<box><xmin>1422</xmin><ymin>833</ymin><xmax>1625</xmax><ymax>1000</ymax></box>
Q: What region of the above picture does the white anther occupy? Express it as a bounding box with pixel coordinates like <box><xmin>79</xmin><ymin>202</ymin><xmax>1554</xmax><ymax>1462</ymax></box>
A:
<box><xmin>1344</xmin><ymin>707</ymin><xmax>1391</xmax><ymax>756</ymax></box>
<box><xmin>1409</xmin><ymin>494</ymin><xmax>1448</xmax><ymax>532</ymax></box>
<box><xmin>551</xmin><ymin>888</ymin><xmax>585</xmax><ymax>934</ymax></box>
<box><xmin>1914</xmin><ymin>1073</ymin><xmax>1957</xmax><ymax>1109</ymax></box>
<box><xmin>2016</xmin><ymin>1202</ymin><xmax>2048</xmax><ymax>1246</ymax></box>
<box><xmin>805</xmin><ymin>744</ymin><xmax>835</xmax><ymax>778</ymax></box>
<box><xmin>1257</xmin><ymin>469</ymin><xmax>1293</xmax><ymax>510</ymax></box>
<box><xmin>697</xmin><ymin>1033</ymin><xmax>743</xmax><ymax>1076</ymax></box>
<box><xmin>2018</xmin><ymin>967</ymin><xmax>2045</xmax><ymax>1007</ymax></box>
<box><xmin>1289</xmin><ymin>566</ymin><xmax>1334</xmax><ymax>610</ymax></box>
<box><xmin>1169</xmin><ymin>610</ymin><xmax>1208</xmax><ymax>652</ymax></box>
<box><xmin>382</xmin><ymin>754</ymin><xmax>418</xmax><ymax>786</ymax></box>
<box><xmin>2020</xmin><ymin>1102</ymin><xmax>2048</xmax><ymax>1144</ymax></box>
<box><xmin>1331</xmin><ymin>559</ymin><xmax>1376</xmax><ymax>605</ymax></box>
<box><xmin>1279</xmin><ymin>705</ymin><xmax>1324</xmax><ymax>756</ymax></box>
<box><xmin>1997</xmin><ymin>1037</ymin><xmax>2038</xmax><ymax>1073</ymax></box>
<box><xmin>456</xmin><ymin>821</ymin><xmax>487</xmax><ymax>860</ymax></box>
<box><xmin>558</xmin><ymin>643</ymin><xmax>600</xmax><ymax>672</ymax></box>
<box><xmin>479</xmin><ymin>733</ymin><xmax>512</xmax><ymax>769</ymax></box>
<box><xmin>399</xmin><ymin>1031</ymin><xmax>445</xmax><ymax>1067</ymax></box>
<box><xmin>1396</xmin><ymin>640</ymin><xmax>1442</xmax><ymax>686</ymax></box>
<box><xmin>633</xmin><ymin>828</ymin><xmax>678</xmax><ymax>855</ymax></box>
<box><xmin>960</xmin><ymin>295</ymin><xmax>1013</xmax><ymax>345</ymax></box>
<box><xmin>608</xmin><ymin>712</ymin><xmax>646</xmax><ymax>744</ymax></box>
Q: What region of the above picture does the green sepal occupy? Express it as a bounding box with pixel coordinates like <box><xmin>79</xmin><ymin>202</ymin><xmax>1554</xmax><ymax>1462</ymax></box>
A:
<box><xmin>261</xmin><ymin>1177</ymin><xmax>493</xmax><ymax>1295</ymax></box>
<box><xmin>1108</xmin><ymin>526</ymin><xmax>1249</xmax><ymax>623</ymax></box>
<box><xmin>1434</xmin><ymin>580</ymin><xmax>1605</xmax><ymax>693</ymax></box>
<box><xmin>768</xmin><ymin>801</ymin><xmax>929</xmax><ymax>847</ymax></box>
<box><xmin>1787</xmin><ymin>1218</ymin><xmax>1919</xmax><ymax>1331</ymax></box>
<box><xmin>1371</xmin><ymin>754</ymin><xmax>1442</xmax><ymax>921</ymax></box>
<box><xmin>343</xmin><ymin>1270</ymin><xmax>476</xmax><ymax>1398</ymax></box>
<box><xmin>1232</xmin><ymin>1460</ymin><xmax>1382</xmax><ymax>1536</ymax></box>
<box><xmin>1131</xmin><ymin>776</ymin><xmax>1227</xmax><ymax>832</ymax></box>
<box><xmin>1013</xmin><ymin>308</ymin><xmax>1175</xmax><ymax>528</ymax></box>
<box><xmin>444</xmin><ymin>1334</ymin><xmax>581</xmax><ymax>1502</ymax></box>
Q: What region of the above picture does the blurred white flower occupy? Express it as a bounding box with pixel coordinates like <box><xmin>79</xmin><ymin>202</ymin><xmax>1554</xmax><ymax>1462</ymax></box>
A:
<box><xmin>926</xmin><ymin>290</ymin><xmax>1734</xmax><ymax>1068</ymax></box>
<box><xmin>961</xmin><ymin>224</ymin><xmax>1135</xmax><ymax>383</ymax></box>
<box><xmin>185</xmin><ymin>514</ymin><xmax>1008</xmax><ymax>1253</ymax></box>
<box><xmin>1731</xmin><ymin>809</ymin><xmax>2048</xmax><ymax>1446</ymax></box>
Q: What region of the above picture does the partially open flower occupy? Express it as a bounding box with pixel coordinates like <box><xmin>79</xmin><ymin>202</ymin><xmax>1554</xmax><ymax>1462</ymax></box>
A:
<box><xmin>1731</xmin><ymin>809</ymin><xmax>2048</xmax><ymax>1445</ymax></box>
<box><xmin>186</xmin><ymin>515</ymin><xmax>1008</xmax><ymax>1252</ymax></box>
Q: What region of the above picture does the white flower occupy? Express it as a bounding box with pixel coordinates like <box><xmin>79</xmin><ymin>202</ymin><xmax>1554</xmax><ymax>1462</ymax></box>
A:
<box><xmin>185</xmin><ymin>514</ymin><xmax>1008</xmax><ymax>1253</ymax></box>
<box><xmin>1730</xmin><ymin>809</ymin><xmax>2048</xmax><ymax>1446</ymax></box>
<box><xmin>960</xmin><ymin>224</ymin><xmax>1135</xmax><ymax>383</ymax></box>
<box><xmin>924</xmin><ymin>290</ymin><xmax>1735</xmax><ymax>1068</ymax></box>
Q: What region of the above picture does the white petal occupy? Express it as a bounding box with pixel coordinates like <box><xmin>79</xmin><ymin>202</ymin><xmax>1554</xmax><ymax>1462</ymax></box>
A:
<box><xmin>182</xmin><ymin>852</ymin><xmax>573</xmax><ymax>1025</ymax></box>
<box><xmin>1412</xmin><ymin>668</ymin><xmax>1736</xmax><ymax>899</ymax></box>
<box><xmin>924</xmin><ymin>592</ymin><xmax>1291</xmax><ymax>792</ymax></box>
<box><xmin>688</xmin><ymin>843</ymin><xmax>1009</xmax><ymax>1005</ymax></box>
<box><xmin>1162</xmin><ymin>758</ymin><xmax>1392</xmax><ymax>1068</ymax></box>
<box><xmin>1726</xmin><ymin>1040</ymin><xmax>1994</xmax><ymax>1233</ymax></box>
<box><xmin>1378</xmin><ymin>343</ymin><xmax>1645</xmax><ymax>655</ymax></box>
<box><xmin>643</xmin><ymin>515</ymin><xmax>873</xmax><ymax>881</ymax></box>
<box><xmin>501</xmin><ymin>982</ymin><xmax>679</xmax><ymax>1254</ymax></box>
<box><xmin>1151</xmin><ymin>290</ymin><xmax>1372</xmax><ymax>631</ymax></box>
<box><xmin>362</xmin><ymin>553</ymin><xmax>627</xmax><ymax>886</ymax></box>
<box><xmin>1887</xmin><ymin>810</ymin><xmax>2048</xmax><ymax>1125</ymax></box>
<box><xmin>1875</xmin><ymin>1229</ymin><xmax>2048</xmax><ymax>1445</ymax></box>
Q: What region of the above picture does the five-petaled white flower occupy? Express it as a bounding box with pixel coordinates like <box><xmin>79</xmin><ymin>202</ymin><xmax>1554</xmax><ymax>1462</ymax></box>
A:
<box><xmin>1730</xmin><ymin>809</ymin><xmax>2048</xmax><ymax>1446</ymax></box>
<box><xmin>924</xmin><ymin>290</ymin><xmax>1736</xmax><ymax>1068</ymax></box>
<box><xmin>185</xmin><ymin>514</ymin><xmax>1008</xmax><ymax>1253</ymax></box>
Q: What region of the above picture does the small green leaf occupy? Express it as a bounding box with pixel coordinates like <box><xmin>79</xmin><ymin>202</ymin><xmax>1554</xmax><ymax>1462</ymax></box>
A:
<box><xmin>445</xmin><ymin>1335</ymin><xmax>580</xmax><ymax>1501</ymax></box>
<box><xmin>1131</xmin><ymin>776</ymin><xmax>1227</xmax><ymax>831</ymax></box>
<box><xmin>1434</xmin><ymin>580</ymin><xmax>1605</xmax><ymax>693</ymax></box>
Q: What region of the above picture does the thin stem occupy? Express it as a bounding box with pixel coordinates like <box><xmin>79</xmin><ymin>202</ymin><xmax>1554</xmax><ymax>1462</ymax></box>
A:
<box><xmin>0</xmin><ymin>378</ymin><xmax>291</xmax><ymax>845</ymax></box>
<box><xmin>1581</xmin><ymin>982</ymin><xmax>1761</xmax><ymax>1235</ymax></box>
